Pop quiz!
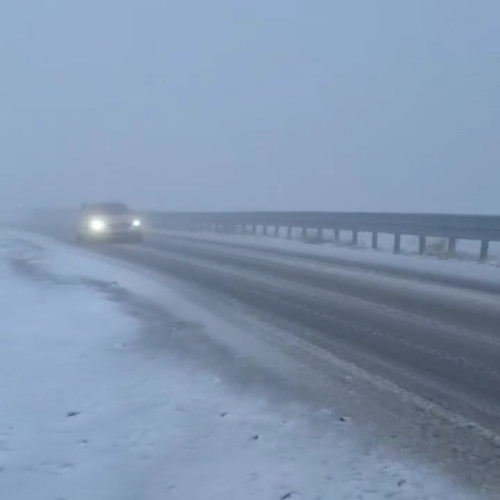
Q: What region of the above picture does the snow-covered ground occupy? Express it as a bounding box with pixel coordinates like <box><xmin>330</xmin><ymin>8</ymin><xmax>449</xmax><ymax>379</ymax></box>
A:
<box><xmin>151</xmin><ymin>229</ymin><xmax>500</xmax><ymax>286</ymax></box>
<box><xmin>0</xmin><ymin>231</ymin><xmax>483</xmax><ymax>500</ymax></box>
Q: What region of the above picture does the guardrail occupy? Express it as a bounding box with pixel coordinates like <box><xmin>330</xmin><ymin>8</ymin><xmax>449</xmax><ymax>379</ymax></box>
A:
<box><xmin>148</xmin><ymin>211</ymin><xmax>500</xmax><ymax>260</ymax></box>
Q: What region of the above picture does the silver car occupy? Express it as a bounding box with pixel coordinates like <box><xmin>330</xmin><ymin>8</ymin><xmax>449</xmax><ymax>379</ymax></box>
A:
<box><xmin>76</xmin><ymin>202</ymin><xmax>143</xmax><ymax>243</ymax></box>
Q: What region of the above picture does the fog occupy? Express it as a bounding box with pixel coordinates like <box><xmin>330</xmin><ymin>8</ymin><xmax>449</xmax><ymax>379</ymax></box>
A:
<box><xmin>1</xmin><ymin>1</ymin><xmax>499</xmax><ymax>214</ymax></box>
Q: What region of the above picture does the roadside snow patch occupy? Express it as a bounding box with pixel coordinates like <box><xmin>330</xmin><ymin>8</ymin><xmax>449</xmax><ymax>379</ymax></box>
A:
<box><xmin>0</xmin><ymin>233</ymin><xmax>481</xmax><ymax>500</ymax></box>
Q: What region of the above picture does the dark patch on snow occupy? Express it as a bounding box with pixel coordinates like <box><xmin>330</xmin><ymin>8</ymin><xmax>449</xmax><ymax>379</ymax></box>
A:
<box><xmin>8</xmin><ymin>254</ymin><xmax>187</xmax><ymax>340</ymax></box>
<box><xmin>67</xmin><ymin>411</ymin><xmax>81</xmax><ymax>418</ymax></box>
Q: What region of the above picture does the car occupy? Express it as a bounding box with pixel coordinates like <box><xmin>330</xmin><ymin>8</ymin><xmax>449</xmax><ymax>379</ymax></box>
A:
<box><xmin>76</xmin><ymin>202</ymin><xmax>143</xmax><ymax>243</ymax></box>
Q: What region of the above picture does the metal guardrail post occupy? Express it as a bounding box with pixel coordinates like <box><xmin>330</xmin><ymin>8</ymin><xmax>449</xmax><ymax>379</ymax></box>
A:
<box><xmin>317</xmin><ymin>228</ymin><xmax>323</xmax><ymax>241</ymax></box>
<box><xmin>274</xmin><ymin>225</ymin><xmax>280</xmax><ymax>237</ymax></box>
<box><xmin>448</xmin><ymin>237</ymin><xmax>457</xmax><ymax>254</ymax></box>
<box><xmin>334</xmin><ymin>229</ymin><xmax>340</xmax><ymax>241</ymax></box>
<box><xmin>419</xmin><ymin>236</ymin><xmax>426</xmax><ymax>255</ymax></box>
<box><xmin>287</xmin><ymin>226</ymin><xmax>293</xmax><ymax>239</ymax></box>
<box><xmin>394</xmin><ymin>234</ymin><xmax>402</xmax><ymax>254</ymax></box>
<box><xmin>352</xmin><ymin>231</ymin><xmax>358</xmax><ymax>245</ymax></box>
<box><xmin>372</xmin><ymin>232</ymin><xmax>378</xmax><ymax>249</ymax></box>
<box><xmin>480</xmin><ymin>240</ymin><xmax>489</xmax><ymax>260</ymax></box>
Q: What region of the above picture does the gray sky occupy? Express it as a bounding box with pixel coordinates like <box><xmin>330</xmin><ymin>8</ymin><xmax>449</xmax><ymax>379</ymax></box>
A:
<box><xmin>1</xmin><ymin>0</ymin><xmax>499</xmax><ymax>213</ymax></box>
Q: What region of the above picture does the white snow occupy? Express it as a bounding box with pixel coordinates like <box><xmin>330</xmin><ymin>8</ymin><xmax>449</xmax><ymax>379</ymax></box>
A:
<box><xmin>150</xmin><ymin>229</ymin><xmax>500</xmax><ymax>286</ymax></box>
<box><xmin>0</xmin><ymin>232</ymin><xmax>482</xmax><ymax>500</ymax></box>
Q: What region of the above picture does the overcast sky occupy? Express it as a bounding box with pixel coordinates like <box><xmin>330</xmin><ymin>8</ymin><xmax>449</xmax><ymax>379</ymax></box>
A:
<box><xmin>1</xmin><ymin>1</ymin><xmax>499</xmax><ymax>213</ymax></box>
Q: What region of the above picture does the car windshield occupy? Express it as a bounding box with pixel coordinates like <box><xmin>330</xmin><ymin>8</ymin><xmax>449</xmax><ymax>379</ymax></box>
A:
<box><xmin>88</xmin><ymin>203</ymin><xmax>130</xmax><ymax>215</ymax></box>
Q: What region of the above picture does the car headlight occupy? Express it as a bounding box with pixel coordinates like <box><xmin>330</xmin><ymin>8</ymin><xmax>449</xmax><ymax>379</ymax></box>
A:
<box><xmin>88</xmin><ymin>218</ymin><xmax>106</xmax><ymax>232</ymax></box>
<box><xmin>132</xmin><ymin>219</ymin><xmax>141</xmax><ymax>227</ymax></box>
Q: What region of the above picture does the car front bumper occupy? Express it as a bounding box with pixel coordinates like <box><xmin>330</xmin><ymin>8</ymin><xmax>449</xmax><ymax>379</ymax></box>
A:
<box><xmin>81</xmin><ymin>227</ymin><xmax>142</xmax><ymax>241</ymax></box>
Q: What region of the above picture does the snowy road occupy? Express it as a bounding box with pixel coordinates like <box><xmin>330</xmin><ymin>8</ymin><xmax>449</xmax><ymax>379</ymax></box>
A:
<box><xmin>7</xmin><ymin>224</ymin><xmax>500</xmax><ymax>497</ymax></box>
<box><xmin>90</xmin><ymin>233</ymin><xmax>500</xmax><ymax>431</ymax></box>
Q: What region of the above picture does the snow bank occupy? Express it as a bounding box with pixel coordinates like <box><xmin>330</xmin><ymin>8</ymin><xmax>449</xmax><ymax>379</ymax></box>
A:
<box><xmin>0</xmin><ymin>233</ymin><xmax>479</xmax><ymax>500</ymax></box>
<box><xmin>151</xmin><ymin>229</ymin><xmax>500</xmax><ymax>286</ymax></box>
<box><xmin>261</xmin><ymin>227</ymin><xmax>500</xmax><ymax>262</ymax></box>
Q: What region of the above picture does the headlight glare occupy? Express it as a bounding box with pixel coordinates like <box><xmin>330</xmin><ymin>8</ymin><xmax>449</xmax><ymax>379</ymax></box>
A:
<box><xmin>132</xmin><ymin>219</ymin><xmax>141</xmax><ymax>227</ymax></box>
<box><xmin>89</xmin><ymin>218</ymin><xmax>106</xmax><ymax>232</ymax></box>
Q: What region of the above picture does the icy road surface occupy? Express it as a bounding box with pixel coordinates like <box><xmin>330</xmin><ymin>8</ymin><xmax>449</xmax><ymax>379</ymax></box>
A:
<box><xmin>0</xmin><ymin>232</ymin><xmax>483</xmax><ymax>500</ymax></box>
